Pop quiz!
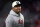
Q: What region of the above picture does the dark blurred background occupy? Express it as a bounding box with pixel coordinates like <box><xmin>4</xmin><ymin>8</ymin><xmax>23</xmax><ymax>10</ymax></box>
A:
<box><xmin>0</xmin><ymin>0</ymin><xmax>40</xmax><ymax>27</ymax></box>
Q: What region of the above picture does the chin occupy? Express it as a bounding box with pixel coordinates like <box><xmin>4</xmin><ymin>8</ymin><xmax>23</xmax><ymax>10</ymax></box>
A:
<box><xmin>17</xmin><ymin>11</ymin><xmax>20</xmax><ymax>13</ymax></box>
<box><xmin>17</xmin><ymin>12</ymin><xmax>20</xmax><ymax>13</ymax></box>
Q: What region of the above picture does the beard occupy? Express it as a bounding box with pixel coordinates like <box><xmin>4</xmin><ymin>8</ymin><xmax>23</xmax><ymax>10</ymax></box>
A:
<box><xmin>16</xmin><ymin>11</ymin><xmax>21</xmax><ymax>14</ymax></box>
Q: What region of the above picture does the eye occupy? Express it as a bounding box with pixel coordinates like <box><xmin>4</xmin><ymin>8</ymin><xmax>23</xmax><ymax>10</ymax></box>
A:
<box><xmin>15</xmin><ymin>8</ymin><xmax>17</xmax><ymax>9</ymax></box>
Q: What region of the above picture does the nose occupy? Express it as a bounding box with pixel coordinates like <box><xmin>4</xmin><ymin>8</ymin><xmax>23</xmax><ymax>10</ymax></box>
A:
<box><xmin>18</xmin><ymin>7</ymin><xmax>21</xmax><ymax>9</ymax></box>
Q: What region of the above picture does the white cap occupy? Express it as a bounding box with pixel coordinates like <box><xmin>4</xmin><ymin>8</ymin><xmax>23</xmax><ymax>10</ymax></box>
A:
<box><xmin>12</xmin><ymin>1</ymin><xmax>21</xmax><ymax>7</ymax></box>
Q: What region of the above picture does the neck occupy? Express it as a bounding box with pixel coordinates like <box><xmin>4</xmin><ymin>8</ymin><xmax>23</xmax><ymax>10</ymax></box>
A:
<box><xmin>16</xmin><ymin>12</ymin><xmax>20</xmax><ymax>16</ymax></box>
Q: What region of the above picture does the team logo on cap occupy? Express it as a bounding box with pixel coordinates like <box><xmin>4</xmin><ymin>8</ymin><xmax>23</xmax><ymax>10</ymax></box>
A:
<box><xmin>16</xmin><ymin>1</ymin><xmax>19</xmax><ymax>4</ymax></box>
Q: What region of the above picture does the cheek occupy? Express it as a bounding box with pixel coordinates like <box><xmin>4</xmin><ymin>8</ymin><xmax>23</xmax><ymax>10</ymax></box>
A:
<box><xmin>15</xmin><ymin>8</ymin><xmax>17</xmax><ymax>9</ymax></box>
<box><xmin>15</xmin><ymin>8</ymin><xmax>18</xmax><ymax>10</ymax></box>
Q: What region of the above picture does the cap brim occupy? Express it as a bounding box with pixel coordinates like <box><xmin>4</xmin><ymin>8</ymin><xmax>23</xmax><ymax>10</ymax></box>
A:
<box><xmin>14</xmin><ymin>4</ymin><xmax>22</xmax><ymax>7</ymax></box>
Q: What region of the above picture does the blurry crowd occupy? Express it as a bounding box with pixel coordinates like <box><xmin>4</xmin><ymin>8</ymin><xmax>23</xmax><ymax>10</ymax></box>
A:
<box><xmin>24</xmin><ymin>1</ymin><xmax>40</xmax><ymax>27</ymax></box>
<box><xmin>0</xmin><ymin>0</ymin><xmax>40</xmax><ymax>27</ymax></box>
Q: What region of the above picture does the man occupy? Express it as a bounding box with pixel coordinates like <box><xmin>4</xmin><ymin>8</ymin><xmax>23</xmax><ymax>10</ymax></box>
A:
<box><xmin>5</xmin><ymin>1</ymin><xmax>24</xmax><ymax>27</ymax></box>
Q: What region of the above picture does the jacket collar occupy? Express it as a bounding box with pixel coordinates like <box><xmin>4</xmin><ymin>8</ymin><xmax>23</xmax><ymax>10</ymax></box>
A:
<box><xmin>9</xmin><ymin>10</ymin><xmax>20</xmax><ymax>16</ymax></box>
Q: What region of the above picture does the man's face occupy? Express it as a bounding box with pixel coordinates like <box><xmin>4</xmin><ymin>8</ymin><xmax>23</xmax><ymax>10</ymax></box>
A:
<box><xmin>13</xmin><ymin>6</ymin><xmax>21</xmax><ymax>13</ymax></box>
